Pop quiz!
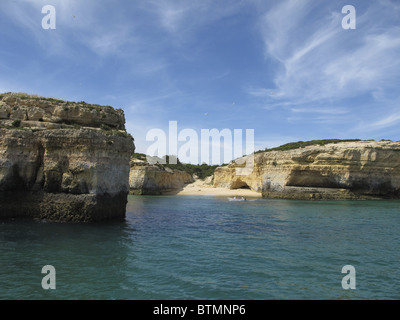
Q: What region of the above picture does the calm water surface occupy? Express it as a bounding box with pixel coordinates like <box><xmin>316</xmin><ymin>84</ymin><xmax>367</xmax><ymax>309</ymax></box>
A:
<box><xmin>1</xmin><ymin>195</ymin><xmax>400</xmax><ymax>299</ymax></box>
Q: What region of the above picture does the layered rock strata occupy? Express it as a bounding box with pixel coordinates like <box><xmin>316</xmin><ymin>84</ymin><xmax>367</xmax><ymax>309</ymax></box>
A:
<box><xmin>0</xmin><ymin>93</ymin><xmax>135</xmax><ymax>222</ymax></box>
<box><xmin>129</xmin><ymin>159</ymin><xmax>194</xmax><ymax>195</ymax></box>
<box><xmin>213</xmin><ymin>141</ymin><xmax>400</xmax><ymax>200</ymax></box>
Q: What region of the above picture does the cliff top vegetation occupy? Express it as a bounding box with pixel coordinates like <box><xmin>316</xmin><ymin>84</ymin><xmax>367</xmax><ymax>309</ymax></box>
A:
<box><xmin>255</xmin><ymin>139</ymin><xmax>375</xmax><ymax>154</ymax></box>
<box><xmin>132</xmin><ymin>153</ymin><xmax>223</xmax><ymax>180</ymax></box>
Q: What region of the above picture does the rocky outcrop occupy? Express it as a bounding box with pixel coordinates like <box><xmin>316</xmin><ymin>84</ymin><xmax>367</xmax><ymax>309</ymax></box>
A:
<box><xmin>0</xmin><ymin>93</ymin><xmax>125</xmax><ymax>129</ymax></box>
<box><xmin>213</xmin><ymin>141</ymin><xmax>400</xmax><ymax>200</ymax></box>
<box><xmin>0</xmin><ymin>93</ymin><xmax>135</xmax><ymax>222</ymax></box>
<box><xmin>129</xmin><ymin>159</ymin><xmax>194</xmax><ymax>195</ymax></box>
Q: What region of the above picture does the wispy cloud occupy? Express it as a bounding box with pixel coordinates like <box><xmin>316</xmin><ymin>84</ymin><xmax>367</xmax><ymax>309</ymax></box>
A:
<box><xmin>371</xmin><ymin>113</ymin><xmax>400</xmax><ymax>129</ymax></box>
<box><xmin>260</xmin><ymin>2</ymin><xmax>400</xmax><ymax>101</ymax></box>
<box><xmin>2</xmin><ymin>0</ymin><xmax>399</xmax><ymax>151</ymax></box>
<box><xmin>126</xmin><ymin>91</ymin><xmax>181</xmax><ymax>114</ymax></box>
<box><xmin>252</xmin><ymin>0</ymin><xmax>400</xmax><ymax>136</ymax></box>
<box><xmin>146</xmin><ymin>0</ymin><xmax>247</xmax><ymax>38</ymax></box>
<box><xmin>290</xmin><ymin>107</ymin><xmax>349</xmax><ymax>115</ymax></box>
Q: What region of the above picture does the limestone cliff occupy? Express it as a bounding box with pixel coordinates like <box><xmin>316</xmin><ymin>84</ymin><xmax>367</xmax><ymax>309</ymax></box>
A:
<box><xmin>129</xmin><ymin>159</ymin><xmax>194</xmax><ymax>195</ymax></box>
<box><xmin>0</xmin><ymin>93</ymin><xmax>135</xmax><ymax>222</ymax></box>
<box><xmin>213</xmin><ymin>141</ymin><xmax>400</xmax><ymax>200</ymax></box>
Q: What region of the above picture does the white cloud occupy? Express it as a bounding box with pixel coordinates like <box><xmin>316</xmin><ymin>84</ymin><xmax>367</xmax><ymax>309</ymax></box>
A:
<box><xmin>126</xmin><ymin>91</ymin><xmax>180</xmax><ymax>114</ymax></box>
<box><xmin>260</xmin><ymin>1</ymin><xmax>400</xmax><ymax>100</ymax></box>
<box><xmin>290</xmin><ymin>107</ymin><xmax>349</xmax><ymax>115</ymax></box>
<box><xmin>84</xmin><ymin>27</ymin><xmax>135</xmax><ymax>56</ymax></box>
<box><xmin>371</xmin><ymin>113</ymin><xmax>400</xmax><ymax>129</ymax></box>
<box><xmin>323</xmin><ymin>30</ymin><xmax>400</xmax><ymax>93</ymax></box>
<box><xmin>146</xmin><ymin>0</ymin><xmax>246</xmax><ymax>38</ymax></box>
<box><xmin>247</xmin><ymin>88</ymin><xmax>281</xmax><ymax>98</ymax></box>
<box><xmin>254</xmin><ymin>0</ymin><xmax>400</xmax><ymax>132</ymax></box>
<box><xmin>261</xmin><ymin>0</ymin><xmax>314</xmax><ymax>62</ymax></box>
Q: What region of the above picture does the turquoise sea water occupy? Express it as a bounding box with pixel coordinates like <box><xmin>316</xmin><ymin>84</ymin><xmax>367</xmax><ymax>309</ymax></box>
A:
<box><xmin>1</xmin><ymin>195</ymin><xmax>400</xmax><ymax>300</ymax></box>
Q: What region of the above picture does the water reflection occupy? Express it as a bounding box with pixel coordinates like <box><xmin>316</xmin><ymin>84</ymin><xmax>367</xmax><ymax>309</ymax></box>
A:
<box><xmin>1</xmin><ymin>197</ymin><xmax>400</xmax><ymax>299</ymax></box>
<box><xmin>0</xmin><ymin>218</ymin><xmax>135</xmax><ymax>299</ymax></box>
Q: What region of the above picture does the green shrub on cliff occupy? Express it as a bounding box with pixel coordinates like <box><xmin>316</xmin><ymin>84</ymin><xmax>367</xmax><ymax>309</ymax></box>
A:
<box><xmin>132</xmin><ymin>153</ymin><xmax>222</xmax><ymax>180</ymax></box>
<box><xmin>11</xmin><ymin>119</ymin><xmax>21</xmax><ymax>128</ymax></box>
<box><xmin>256</xmin><ymin>139</ymin><xmax>362</xmax><ymax>154</ymax></box>
<box><xmin>157</xmin><ymin>156</ymin><xmax>222</xmax><ymax>180</ymax></box>
<box><xmin>0</xmin><ymin>92</ymin><xmax>64</xmax><ymax>103</ymax></box>
<box><xmin>166</xmin><ymin>162</ymin><xmax>219</xmax><ymax>180</ymax></box>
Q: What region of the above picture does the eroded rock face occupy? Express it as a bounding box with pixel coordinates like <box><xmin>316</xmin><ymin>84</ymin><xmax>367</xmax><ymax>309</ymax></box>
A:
<box><xmin>0</xmin><ymin>93</ymin><xmax>135</xmax><ymax>222</ymax></box>
<box><xmin>213</xmin><ymin>141</ymin><xmax>400</xmax><ymax>200</ymax></box>
<box><xmin>0</xmin><ymin>93</ymin><xmax>125</xmax><ymax>129</ymax></box>
<box><xmin>129</xmin><ymin>159</ymin><xmax>194</xmax><ymax>195</ymax></box>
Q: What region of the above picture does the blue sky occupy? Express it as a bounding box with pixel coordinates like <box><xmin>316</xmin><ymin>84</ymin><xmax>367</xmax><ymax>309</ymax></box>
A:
<box><xmin>1</xmin><ymin>0</ymin><xmax>400</xmax><ymax>159</ymax></box>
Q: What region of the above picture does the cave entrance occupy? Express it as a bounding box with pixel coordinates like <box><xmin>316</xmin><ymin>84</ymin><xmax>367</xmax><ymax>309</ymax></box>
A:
<box><xmin>231</xmin><ymin>179</ymin><xmax>251</xmax><ymax>190</ymax></box>
<box><xmin>286</xmin><ymin>170</ymin><xmax>342</xmax><ymax>189</ymax></box>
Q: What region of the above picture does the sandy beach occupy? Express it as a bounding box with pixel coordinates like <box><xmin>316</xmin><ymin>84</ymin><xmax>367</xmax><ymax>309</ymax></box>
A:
<box><xmin>173</xmin><ymin>178</ymin><xmax>262</xmax><ymax>197</ymax></box>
